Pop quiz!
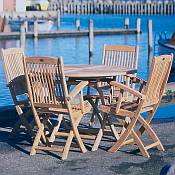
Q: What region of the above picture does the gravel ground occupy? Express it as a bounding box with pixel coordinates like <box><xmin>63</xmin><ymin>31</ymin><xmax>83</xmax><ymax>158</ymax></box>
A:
<box><xmin>0</xmin><ymin>113</ymin><xmax>175</xmax><ymax>175</ymax></box>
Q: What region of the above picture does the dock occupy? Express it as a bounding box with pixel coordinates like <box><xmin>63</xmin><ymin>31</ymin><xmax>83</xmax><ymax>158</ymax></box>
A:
<box><xmin>0</xmin><ymin>28</ymin><xmax>138</xmax><ymax>39</ymax></box>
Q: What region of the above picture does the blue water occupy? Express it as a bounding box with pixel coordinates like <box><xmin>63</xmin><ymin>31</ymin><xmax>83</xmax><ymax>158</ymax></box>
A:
<box><xmin>0</xmin><ymin>14</ymin><xmax>175</xmax><ymax>119</ymax></box>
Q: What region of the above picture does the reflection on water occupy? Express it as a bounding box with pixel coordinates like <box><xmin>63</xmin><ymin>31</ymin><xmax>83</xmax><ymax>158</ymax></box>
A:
<box><xmin>0</xmin><ymin>39</ymin><xmax>20</xmax><ymax>49</ymax></box>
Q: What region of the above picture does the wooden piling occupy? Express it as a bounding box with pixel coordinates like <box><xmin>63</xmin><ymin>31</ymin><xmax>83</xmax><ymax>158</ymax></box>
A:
<box><xmin>136</xmin><ymin>18</ymin><xmax>141</xmax><ymax>34</ymax></box>
<box><xmin>34</xmin><ymin>19</ymin><xmax>38</xmax><ymax>38</ymax></box>
<box><xmin>171</xmin><ymin>3</ymin><xmax>174</xmax><ymax>15</ymax></box>
<box><xmin>20</xmin><ymin>25</ymin><xmax>25</xmax><ymax>49</ymax></box>
<box><xmin>84</xmin><ymin>2</ymin><xmax>87</xmax><ymax>14</ymax></box>
<box><xmin>76</xmin><ymin>19</ymin><xmax>80</xmax><ymax>31</ymax></box>
<box><xmin>0</xmin><ymin>16</ymin><xmax>4</xmax><ymax>32</ymax></box>
<box><xmin>24</xmin><ymin>19</ymin><xmax>28</xmax><ymax>32</ymax></box>
<box><xmin>89</xmin><ymin>20</ymin><xmax>93</xmax><ymax>65</ymax></box>
<box><xmin>3</xmin><ymin>16</ymin><xmax>11</xmax><ymax>32</ymax></box>
<box><xmin>124</xmin><ymin>18</ymin><xmax>129</xmax><ymax>29</ymax></box>
<box><xmin>57</xmin><ymin>10</ymin><xmax>60</xmax><ymax>31</ymax></box>
<box><xmin>163</xmin><ymin>3</ymin><xmax>167</xmax><ymax>15</ymax></box>
<box><xmin>148</xmin><ymin>19</ymin><xmax>153</xmax><ymax>52</ymax></box>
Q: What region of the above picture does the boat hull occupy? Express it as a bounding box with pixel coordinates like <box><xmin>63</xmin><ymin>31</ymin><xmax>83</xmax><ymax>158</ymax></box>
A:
<box><xmin>158</xmin><ymin>39</ymin><xmax>175</xmax><ymax>70</ymax></box>
<box><xmin>29</xmin><ymin>20</ymin><xmax>54</xmax><ymax>32</ymax></box>
<box><xmin>9</xmin><ymin>19</ymin><xmax>54</xmax><ymax>32</ymax></box>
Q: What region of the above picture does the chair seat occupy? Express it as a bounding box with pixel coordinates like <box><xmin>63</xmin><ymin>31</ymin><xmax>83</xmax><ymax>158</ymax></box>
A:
<box><xmin>100</xmin><ymin>101</ymin><xmax>138</xmax><ymax>117</ymax></box>
<box><xmin>100</xmin><ymin>100</ymin><xmax>154</xmax><ymax>117</ymax></box>
<box><xmin>37</xmin><ymin>103</ymin><xmax>91</xmax><ymax>115</ymax></box>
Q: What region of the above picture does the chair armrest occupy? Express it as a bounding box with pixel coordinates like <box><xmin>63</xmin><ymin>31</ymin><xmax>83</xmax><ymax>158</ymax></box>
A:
<box><xmin>126</xmin><ymin>75</ymin><xmax>147</xmax><ymax>85</ymax></box>
<box><xmin>69</xmin><ymin>81</ymin><xmax>88</xmax><ymax>99</ymax></box>
<box><xmin>110</xmin><ymin>81</ymin><xmax>146</xmax><ymax>99</ymax></box>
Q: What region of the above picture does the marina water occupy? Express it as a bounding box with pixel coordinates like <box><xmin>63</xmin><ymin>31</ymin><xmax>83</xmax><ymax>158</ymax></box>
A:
<box><xmin>0</xmin><ymin>14</ymin><xmax>175</xmax><ymax>118</ymax></box>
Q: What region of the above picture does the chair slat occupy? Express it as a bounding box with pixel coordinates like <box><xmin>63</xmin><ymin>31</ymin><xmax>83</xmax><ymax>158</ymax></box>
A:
<box><xmin>102</xmin><ymin>45</ymin><xmax>139</xmax><ymax>83</ymax></box>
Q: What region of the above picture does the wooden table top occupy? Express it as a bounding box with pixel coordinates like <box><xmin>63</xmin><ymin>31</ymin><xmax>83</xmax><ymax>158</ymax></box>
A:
<box><xmin>64</xmin><ymin>64</ymin><xmax>137</xmax><ymax>78</ymax></box>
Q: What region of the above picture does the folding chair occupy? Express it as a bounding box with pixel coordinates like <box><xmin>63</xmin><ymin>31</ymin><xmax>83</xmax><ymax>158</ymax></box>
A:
<box><xmin>98</xmin><ymin>54</ymin><xmax>173</xmax><ymax>157</ymax></box>
<box><xmin>88</xmin><ymin>45</ymin><xmax>139</xmax><ymax>126</ymax></box>
<box><xmin>24</xmin><ymin>56</ymin><xmax>92</xmax><ymax>160</ymax></box>
<box><xmin>1</xmin><ymin>48</ymin><xmax>35</xmax><ymax>138</ymax></box>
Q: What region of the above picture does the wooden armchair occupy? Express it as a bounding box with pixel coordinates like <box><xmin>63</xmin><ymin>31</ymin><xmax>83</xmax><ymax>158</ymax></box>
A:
<box><xmin>24</xmin><ymin>56</ymin><xmax>92</xmax><ymax>160</ymax></box>
<box><xmin>1</xmin><ymin>48</ymin><xmax>35</xmax><ymax>138</ymax></box>
<box><xmin>88</xmin><ymin>45</ymin><xmax>139</xmax><ymax>126</ymax></box>
<box><xmin>95</xmin><ymin>54</ymin><xmax>173</xmax><ymax>157</ymax></box>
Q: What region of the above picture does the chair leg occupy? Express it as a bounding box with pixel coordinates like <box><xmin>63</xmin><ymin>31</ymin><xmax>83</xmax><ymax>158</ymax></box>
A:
<box><xmin>108</xmin><ymin>129</ymin><xmax>130</xmax><ymax>153</ymax></box>
<box><xmin>70</xmin><ymin>113</ymin><xmax>87</xmax><ymax>154</ymax></box>
<box><xmin>108</xmin><ymin>117</ymin><xmax>137</xmax><ymax>153</ymax></box>
<box><xmin>32</xmin><ymin>110</ymin><xmax>47</xmax><ymax>144</ymax></box>
<box><xmin>15</xmin><ymin>106</ymin><xmax>35</xmax><ymax>138</ymax></box>
<box><xmin>88</xmin><ymin>98</ymin><xmax>103</xmax><ymax>126</ymax></box>
<box><xmin>46</xmin><ymin>119</ymin><xmax>54</xmax><ymax>133</ymax></box>
<box><xmin>92</xmin><ymin>114</ymin><xmax>109</xmax><ymax>151</ymax></box>
<box><xmin>9</xmin><ymin>120</ymin><xmax>22</xmax><ymax>138</ymax></box>
<box><xmin>30</xmin><ymin>115</ymin><xmax>49</xmax><ymax>156</ymax></box>
<box><xmin>30</xmin><ymin>123</ymin><xmax>45</xmax><ymax>156</ymax></box>
<box><xmin>89</xmin><ymin>98</ymin><xmax>99</xmax><ymax>127</ymax></box>
<box><xmin>92</xmin><ymin>128</ymin><xmax>103</xmax><ymax>151</ymax></box>
<box><xmin>72</xmin><ymin>124</ymin><xmax>87</xmax><ymax>153</ymax></box>
<box><xmin>49</xmin><ymin>114</ymin><xmax>63</xmax><ymax>142</ymax></box>
<box><xmin>109</xmin><ymin>124</ymin><xmax>120</xmax><ymax>140</ymax></box>
<box><xmin>19</xmin><ymin>115</ymin><xmax>35</xmax><ymax>137</ymax></box>
<box><xmin>138</xmin><ymin>115</ymin><xmax>164</xmax><ymax>151</ymax></box>
<box><xmin>136</xmin><ymin>110</ymin><xmax>155</xmax><ymax>138</ymax></box>
<box><xmin>62</xmin><ymin>130</ymin><xmax>74</xmax><ymax>160</ymax></box>
<box><xmin>131</xmin><ymin>130</ymin><xmax>150</xmax><ymax>158</ymax></box>
<box><xmin>107</xmin><ymin>116</ymin><xmax>120</xmax><ymax>140</ymax></box>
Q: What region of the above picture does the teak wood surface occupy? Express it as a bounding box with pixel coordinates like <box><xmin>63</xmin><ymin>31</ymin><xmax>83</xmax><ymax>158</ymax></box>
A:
<box><xmin>64</xmin><ymin>64</ymin><xmax>137</xmax><ymax>78</ymax></box>
<box><xmin>99</xmin><ymin>54</ymin><xmax>173</xmax><ymax>158</ymax></box>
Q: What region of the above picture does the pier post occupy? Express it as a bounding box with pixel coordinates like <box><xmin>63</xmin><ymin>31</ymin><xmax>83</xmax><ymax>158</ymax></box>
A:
<box><xmin>57</xmin><ymin>10</ymin><xmax>60</xmax><ymax>31</ymax></box>
<box><xmin>136</xmin><ymin>18</ymin><xmax>141</xmax><ymax>34</ymax></box>
<box><xmin>163</xmin><ymin>2</ymin><xmax>167</xmax><ymax>15</ymax></box>
<box><xmin>20</xmin><ymin>25</ymin><xmax>25</xmax><ymax>49</ymax></box>
<box><xmin>170</xmin><ymin>3</ymin><xmax>173</xmax><ymax>15</ymax></box>
<box><xmin>84</xmin><ymin>2</ymin><xmax>87</xmax><ymax>14</ymax></box>
<box><xmin>148</xmin><ymin>19</ymin><xmax>153</xmax><ymax>65</ymax></box>
<box><xmin>0</xmin><ymin>16</ymin><xmax>4</xmax><ymax>32</ymax></box>
<box><xmin>3</xmin><ymin>16</ymin><xmax>11</xmax><ymax>32</ymax></box>
<box><xmin>124</xmin><ymin>18</ymin><xmax>129</xmax><ymax>29</ymax></box>
<box><xmin>148</xmin><ymin>20</ymin><xmax>153</xmax><ymax>52</ymax></box>
<box><xmin>89</xmin><ymin>20</ymin><xmax>94</xmax><ymax>64</ymax></box>
<box><xmin>160</xmin><ymin>3</ymin><xmax>163</xmax><ymax>15</ymax></box>
<box><xmin>34</xmin><ymin>18</ymin><xmax>38</xmax><ymax>38</ymax></box>
<box><xmin>24</xmin><ymin>19</ymin><xmax>28</xmax><ymax>33</ymax></box>
<box><xmin>113</xmin><ymin>2</ymin><xmax>116</xmax><ymax>14</ymax></box>
<box><xmin>101</xmin><ymin>2</ymin><xmax>103</xmax><ymax>14</ymax></box>
<box><xmin>76</xmin><ymin>19</ymin><xmax>80</xmax><ymax>31</ymax></box>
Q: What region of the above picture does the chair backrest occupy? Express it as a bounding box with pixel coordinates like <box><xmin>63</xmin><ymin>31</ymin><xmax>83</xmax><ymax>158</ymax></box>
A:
<box><xmin>102</xmin><ymin>45</ymin><xmax>139</xmax><ymax>82</ymax></box>
<box><xmin>24</xmin><ymin>56</ymin><xmax>69</xmax><ymax>109</ymax></box>
<box><xmin>1</xmin><ymin>48</ymin><xmax>28</xmax><ymax>105</ymax></box>
<box><xmin>143</xmin><ymin>54</ymin><xmax>173</xmax><ymax>107</ymax></box>
<box><xmin>102</xmin><ymin>45</ymin><xmax>139</xmax><ymax>69</ymax></box>
<box><xmin>1</xmin><ymin>48</ymin><xmax>25</xmax><ymax>84</ymax></box>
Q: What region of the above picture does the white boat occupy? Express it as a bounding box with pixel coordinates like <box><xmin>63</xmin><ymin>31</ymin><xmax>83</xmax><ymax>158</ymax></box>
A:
<box><xmin>9</xmin><ymin>19</ymin><xmax>54</xmax><ymax>32</ymax></box>
<box><xmin>29</xmin><ymin>19</ymin><xmax>54</xmax><ymax>32</ymax></box>
<box><xmin>158</xmin><ymin>32</ymin><xmax>175</xmax><ymax>70</ymax></box>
